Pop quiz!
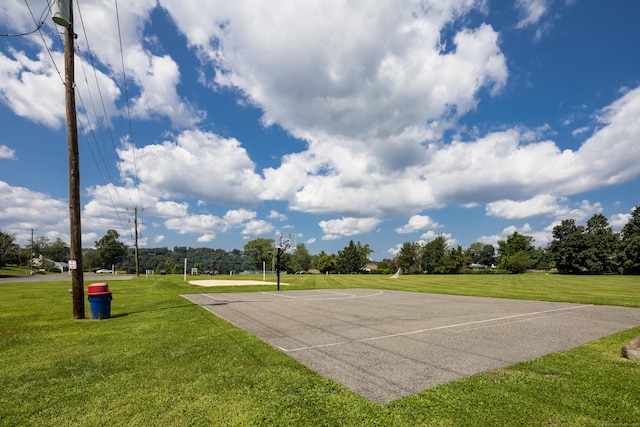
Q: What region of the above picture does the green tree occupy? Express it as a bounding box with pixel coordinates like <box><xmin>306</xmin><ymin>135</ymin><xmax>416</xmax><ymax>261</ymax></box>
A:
<box><xmin>498</xmin><ymin>232</ymin><xmax>535</xmax><ymax>273</ymax></box>
<box><xmin>502</xmin><ymin>251</ymin><xmax>531</xmax><ymax>274</ymax></box>
<box><xmin>336</xmin><ymin>240</ymin><xmax>372</xmax><ymax>274</ymax></box>
<box><xmin>23</xmin><ymin>236</ymin><xmax>70</xmax><ymax>269</ymax></box>
<box><xmin>82</xmin><ymin>248</ymin><xmax>99</xmax><ymax>271</ymax></box>
<box><xmin>317</xmin><ymin>253</ymin><xmax>337</xmax><ymax>273</ymax></box>
<box><xmin>620</xmin><ymin>205</ymin><xmax>640</xmax><ymax>274</ymax></box>
<box><xmin>25</xmin><ymin>236</ymin><xmax>49</xmax><ymax>260</ymax></box>
<box><xmin>289</xmin><ymin>243</ymin><xmax>312</xmax><ymax>273</ymax></box>
<box><xmin>164</xmin><ymin>259</ymin><xmax>173</xmax><ymax>274</ymax></box>
<box><xmin>548</xmin><ymin>219</ymin><xmax>587</xmax><ymax>273</ymax></box>
<box><xmin>465</xmin><ymin>242</ymin><xmax>496</xmax><ymax>267</ymax></box>
<box><xmin>41</xmin><ymin>237</ymin><xmax>70</xmax><ymax>262</ymax></box>
<box><xmin>243</xmin><ymin>238</ymin><xmax>275</xmax><ymax>266</ymax></box>
<box><xmin>396</xmin><ymin>241</ymin><xmax>421</xmax><ymax>274</ymax></box>
<box><xmin>94</xmin><ymin>230</ymin><xmax>128</xmax><ymax>269</ymax></box>
<box><xmin>443</xmin><ymin>245</ymin><xmax>469</xmax><ymax>273</ymax></box>
<box><xmin>0</xmin><ymin>230</ymin><xmax>19</xmax><ymax>267</ymax></box>
<box><xmin>531</xmin><ymin>248</ymin><xmax>554</xmax><ymax>271</ymax></box>
<box><xmin>279</xmin><ymin>252</ymin><xmax>294</xmax><ymax>273</ymax></box>
<box><xmin>421</xmin><ymin>235</ymin><xmax>448</xmax><ymax>273</ymax></box>
<box><xmin>583</xmin><ymin>214</ymin><xmax>619</xmax><ymax>274</ymax></box>
<box><xmin>376</xmin><ymin>258</ymin><xmax>395</xmax><ymax>274</ymax></box>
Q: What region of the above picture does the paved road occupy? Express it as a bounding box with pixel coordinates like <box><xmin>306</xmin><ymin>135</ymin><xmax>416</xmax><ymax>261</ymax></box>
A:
<box><xmin>183</xmin><ymin>288</ymin><xmax>640</xmax><ymax>403</ymax></box>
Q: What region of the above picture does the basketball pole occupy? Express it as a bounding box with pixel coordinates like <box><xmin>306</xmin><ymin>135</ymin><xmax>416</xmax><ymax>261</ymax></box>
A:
<box><xmin>275</xmin><ymin>230</ymin><xmax>294</xmax><ymax>291</ymax></box>
<box><xmin>276</xmin><ymin>247</ymin><xmax>284</xmax><ymax>291</ymax></box>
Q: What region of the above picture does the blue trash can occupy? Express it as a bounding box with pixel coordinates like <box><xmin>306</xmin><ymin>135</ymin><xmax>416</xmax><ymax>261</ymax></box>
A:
<box><xmin>87</xmin><ymin>283</ymin><xmax>112</xmax><ymax>320</ymax></box>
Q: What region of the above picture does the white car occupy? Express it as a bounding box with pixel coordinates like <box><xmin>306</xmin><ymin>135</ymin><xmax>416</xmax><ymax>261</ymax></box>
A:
<box><xmin>95</xmin><ymin>269</ymin><xmax>112</xmax><ymax>274</ymax></box>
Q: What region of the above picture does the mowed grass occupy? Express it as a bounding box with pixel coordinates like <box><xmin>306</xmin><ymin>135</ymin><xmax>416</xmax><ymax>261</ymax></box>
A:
<box><xmin>0</xmin><ymin>273</ymin><xmax>638</xmax><ymax>426</ymax></box>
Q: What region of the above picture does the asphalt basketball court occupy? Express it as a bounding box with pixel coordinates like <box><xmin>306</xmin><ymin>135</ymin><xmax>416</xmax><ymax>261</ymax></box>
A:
<box><xmin>182</xmin><ymin>288</ymin><xmax>640</xmax><ymax>403</ymax></box>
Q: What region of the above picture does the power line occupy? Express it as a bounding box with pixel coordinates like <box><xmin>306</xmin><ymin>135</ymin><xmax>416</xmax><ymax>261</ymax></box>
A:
<box><xmin>0</xmin><ymin>21</ymin><xmax>44</xmax><ymax>37</ymax></box>
<box><xmin>64</xmin><ymin>0</ymin><xmax>145</xmax><ymax>243</ymax></box>
<box><xmin>23</xmin><ymin>0</ymin><xmax>64</xmax><ymax>83</ymax></box>
<box><xmin>129</xmin><ymin>207</ymin><xmax>143</xmax><ymax>276</ymax></box>
<box><xmin>1</xmin><ymin>0</ymin><xmax>48</xmax><ymax>37</ymax></box>
<box><xmin>74</xmin><ymin>1</ymin><xmax>135</xmax><ymax>206</ymax></box>
<box><xmin>16</xmin><ymin>0</ymin><xmax>144</xmax><ymax>241</ymax></box>
<box><xmin>74</xmin><ymin>43</ymin><xmax>121</xmax><ymax>187</ymax></box>
<box><xmin>71</xmin><ymin>35</ymin><xmax>129</xmax><ymax>231</ymax></box>
<box><xmin>75</xmin><ymin>106</ymin><xmax>128</xmax><ymax>231</ymax></box>
<box><xmin>73</xmin><ymin>45</ymin><xmax>133</xmax><ymax>226</ymax></box>
<box><xmin>114</xmin><ymin>0</ymin><xmax>143</xmax><ymax>207</ymax></box>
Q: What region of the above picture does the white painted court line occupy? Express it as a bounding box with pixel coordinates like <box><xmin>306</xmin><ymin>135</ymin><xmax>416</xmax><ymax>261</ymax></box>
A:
<box><xmin>196</xmin><ymin>289</ymin><xmax>384</xmax><ymax>303</ymax></box>
<box><xmin>281</xmin><ymin>304</ymin><xmax>594</xmax><ymax>352</ymax></box>
<box><xmin>260</xmin><ymin>289</ymin><xmax>384</xmax><ymax>300</ymax></box>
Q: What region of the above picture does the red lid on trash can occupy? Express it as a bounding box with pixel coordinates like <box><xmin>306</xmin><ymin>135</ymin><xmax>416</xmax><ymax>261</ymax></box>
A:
<box><xmin>87</xmin><ymin>283</ymin><xmax>111</xmax><ymax>295</ymax></box>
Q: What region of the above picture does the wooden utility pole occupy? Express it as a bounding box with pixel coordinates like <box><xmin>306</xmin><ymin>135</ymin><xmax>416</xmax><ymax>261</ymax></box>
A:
<box><xmin>60</xmin><ymin>0</ymin><xmax>85</xmax><ymax>319</ymax></box>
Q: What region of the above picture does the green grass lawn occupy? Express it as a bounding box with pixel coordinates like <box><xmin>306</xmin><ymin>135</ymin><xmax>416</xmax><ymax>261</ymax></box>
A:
<box><xmin>1</xmin><ymin>273</ymin><xmax>639</xmax><ymax>426</ymax></box>
<box><xmin>0</xmin><ymin>266</ymin><xmax>33</xmax><ymax>277</ymax></box>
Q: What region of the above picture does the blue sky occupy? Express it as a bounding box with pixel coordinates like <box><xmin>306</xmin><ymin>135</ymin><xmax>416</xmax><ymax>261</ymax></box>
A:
<box><xmin>1</xmin><ymin>0</ymin><xmax>639</xmax><ymax>260</ymax></box>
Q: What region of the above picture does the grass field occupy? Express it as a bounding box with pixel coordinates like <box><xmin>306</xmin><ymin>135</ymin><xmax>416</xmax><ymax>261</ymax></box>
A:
<box><xmin>1</xmin><ymin>273</ymin><xmax>639</xmax><ymax>426</ymax></box>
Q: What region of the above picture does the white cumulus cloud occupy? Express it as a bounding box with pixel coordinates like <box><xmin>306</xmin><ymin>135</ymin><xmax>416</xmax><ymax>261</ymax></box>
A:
<box><xmin>395</xmin><ymin>215</ymin><xmax>441</xmax><ymax>234</ymax></box>
<box><xmin>0</xmin><ymin>145</ymin><xmax>16</xmax><ymax>159</ymax></box>
<box><xmin>319</xmin><ymin>217</ymin><xmax>382</xmax><ymax>240</ymax></box>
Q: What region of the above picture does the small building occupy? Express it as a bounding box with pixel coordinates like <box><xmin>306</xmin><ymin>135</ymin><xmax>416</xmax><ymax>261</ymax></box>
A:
<box><xmin>364</xmin><ymin>263</ymin><xmax>378</xmax><ymax>272</ymax></box>
<box><xmin>52</xmin><ymin>261</ymin><xmax>68</xmax><ymax>273</ymax></box>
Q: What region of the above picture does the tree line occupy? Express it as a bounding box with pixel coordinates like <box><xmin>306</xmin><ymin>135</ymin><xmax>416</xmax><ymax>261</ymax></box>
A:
<box><xmin>391</xmin><ymin>207</ymin><xmax>640</xmax><ymax>275</ymax></box>
<box><xmin>1</xmin><ymin>206</ymin><xmax>639</xmax><ymax>275</ymax></box>
<box><xmin>0</xmin><ymin>229</ymin><xmax>370</xmax><ymax>275</ymax></box>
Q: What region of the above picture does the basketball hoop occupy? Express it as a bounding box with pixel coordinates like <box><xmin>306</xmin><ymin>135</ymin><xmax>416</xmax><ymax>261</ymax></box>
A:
<box><xmin>274</xmin><ymin>230</ymin><xmax>296</xmax><ymax>291</ymax></box>
<box><xmin>275</xmin><ymin>230</ymin><xmax>296</xmax><ymax>253</ymax></box>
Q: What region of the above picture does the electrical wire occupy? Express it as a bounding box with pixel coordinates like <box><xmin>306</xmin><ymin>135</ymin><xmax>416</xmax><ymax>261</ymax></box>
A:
<box><xmin>12</xmin><ymin>0</ymin><xmax>145</xmax><ymax>231</ymax></box>
<box><xmin>1</xmin><ymin>0</ymin><xmax>49</xmax><ymax>36</ymax></box>
<box><xmin>22</xmin><ymin>0</ymin><xmax>64</xmax><ymax>83</ymax></box>
<box><xmin>75</xmin><ymin>2</ymin><xmax>135</xmax><ymax>207</ymax></box>
<box><xmin>114</xmin><ymin>0</ymin><xmax>143</xmax><ymax>207</ymax></box>
<box><xmin>76</xmin><ymin>108</ymin><xmax>128</xmax><ymax>230</ymax></box>
<box><xmin>0</xmin><ymin>21</ymin><xmax>44</xmax><ymax>37</ymax></box>
<box><xmin>71</xmin><ymin>0</ymin><xmax>145</xmax><ymax>235</ymax></box>
<box><xmin>74</xmin><ymin>41</ymin><xmax>129</xmax><ymax>231</ymax></box>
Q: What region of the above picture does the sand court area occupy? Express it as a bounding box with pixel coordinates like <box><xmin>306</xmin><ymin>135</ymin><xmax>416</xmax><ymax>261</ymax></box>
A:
<box><xmin>188</xmin><ymin>279</ymin><xmax>287</xmax><ymax>287</ymax></box>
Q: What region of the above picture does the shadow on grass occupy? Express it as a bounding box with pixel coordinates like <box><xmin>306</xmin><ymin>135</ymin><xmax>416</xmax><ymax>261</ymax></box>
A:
<box><xmin>108</xmin><ymin>313</ymin><xmax>129</xmax><ymax>319</ymax></box>
<box><xmin>116</xmin><ymin>302</ymin><xmax>195</xmax><ymax>316</ymax></box>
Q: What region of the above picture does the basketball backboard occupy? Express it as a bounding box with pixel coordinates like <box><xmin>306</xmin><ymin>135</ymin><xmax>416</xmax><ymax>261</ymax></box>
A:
<box><xmin>275</xmin><ymin>230</ymin><xmax>296</xmax><ymax>252</ymax></box>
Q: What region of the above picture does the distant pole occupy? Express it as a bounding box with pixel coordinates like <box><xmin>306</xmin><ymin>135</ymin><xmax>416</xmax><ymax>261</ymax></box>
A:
<box><xmin>56</xmin><ymin>0</ymin><xmax>84</xmax><ymax>319</ymax></box>
<box><xmin>30</xmin><ymin>228</ymin><xmax>34</xmax><ymax>273</ymax></box>
<box><xmin>133</xmin><ymin>207</ymin><xmax>140</xmax><ymax>277</ymax></box>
